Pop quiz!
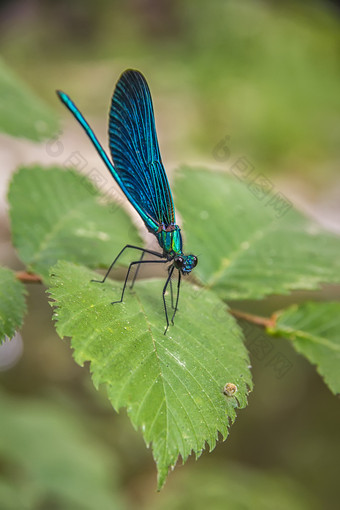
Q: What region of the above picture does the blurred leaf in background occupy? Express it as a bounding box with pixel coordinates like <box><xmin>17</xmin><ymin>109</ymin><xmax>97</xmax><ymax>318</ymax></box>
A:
<box><xmin>270</xmin><ymin>301</ymin><xmax>340</xmax><ymax>394</ymax></box>
<box><xmin>174</xmin><ymin>167</ymin><xmax>340</xmax><ymax>299</ymax></box>
<box><xmin>0</xmin><ymin>58</ymin><xmax>58</xmax><ymax>141</ymax></box>
<box><xmin>0</xmin><ymin>390</ymin><xmax>124</xmax><ymax>510</ymax></box>
<box><xmin>8</xmin><ymin>166</ymin><xmax>141</xmax><ymax>281</ymax></box>
<box><xmin>1</xmin><ymin>0</ymin><xmax>339</xmax><ymax>183</ymax></box>
<box><xmin>147</xmin><ymin>459</ymin><xmax>318</xmax><ymax>510</ymax></box>
<box><xmin>0</xmin><ymin>266</ymin><xmax>26</xmax><ymax>343</ymax></box>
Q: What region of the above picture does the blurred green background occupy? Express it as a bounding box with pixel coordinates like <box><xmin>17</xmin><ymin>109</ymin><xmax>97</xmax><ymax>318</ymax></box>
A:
<box><xmin>0</xmin><ymin>0</ymin><xmax>339</xmax><ymax>508</ymax></box>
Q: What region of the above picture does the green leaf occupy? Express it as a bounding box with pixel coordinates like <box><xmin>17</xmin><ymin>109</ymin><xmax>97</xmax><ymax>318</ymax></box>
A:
<box><xmin>0</xmin><ymin>391</ymin><xmax>124</xmax><ymax>510</ymax></box>
<box><xmin>48</xmin><ymin>261</ymin><xmax>252</xmax><ymax>489</ymax></box>
<box><xmin>8</xmin><ymin>166</ymin><xmax>141</xmax><ymax>281</ymax></box>
<box><xmin>0</xmin><ymin>58</ymin><xmax>58</xmax><ymax>141</ymax></box>
<box><xmin>174</xmin><ymin>167</ymin><xmax>340</xmax><ymax>300</ymax></box>
<box><xmin>0</xmin><ymin>267</ymin><xmax>26</xmax><ymax>344</ymax></box>
<box><xmin>268</xmin><ymin>302</ymin><xmax>340</xmax><ymax>395</ymax></box>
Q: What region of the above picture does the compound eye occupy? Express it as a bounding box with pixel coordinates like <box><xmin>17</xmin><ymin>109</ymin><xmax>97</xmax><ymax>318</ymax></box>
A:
<box><xmin>175</xmin><ymin>256</ymin><xmax>184</xmax><ymax>268</ymax></box>
<box><xmin>192</xmin><ymin>256</ymin><xmax>198</xmax><ymax>268</ymax></box>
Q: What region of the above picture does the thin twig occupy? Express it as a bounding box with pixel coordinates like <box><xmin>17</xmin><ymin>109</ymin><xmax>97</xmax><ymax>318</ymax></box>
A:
<box><xmin>14</xmin><ymin>269</ymin><xmax>278</xmax><ymax>329</ymax></box>
<box><xmin>229</xmin><ymin>308</ymin><xmax>276</xmax><ymax>329</ymax></box>
<box><xmin>15</xmin><ymin>271</ymin><xmax>42</xmax><ymax>284</ymax></box>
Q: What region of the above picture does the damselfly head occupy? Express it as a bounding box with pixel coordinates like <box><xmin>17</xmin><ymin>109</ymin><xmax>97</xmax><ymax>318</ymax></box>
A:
<box><xmin>174</xmin><ymin>254</ymin><xmax>198</xmax><ymax>274</ymax></box>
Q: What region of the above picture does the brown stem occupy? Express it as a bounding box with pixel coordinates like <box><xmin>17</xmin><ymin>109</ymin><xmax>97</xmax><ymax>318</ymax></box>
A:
<box><xmin>14</xmin><ymin>270</ymin><xmax>278</xmax><ymax>329</ymax></box>
<box><xmin>229</xmin><ymin>308</ymin><xmax>277</xmax><ymax>329</ymax></box>
<box><xmin>15</xmin><ymin>271</ymin><xmax>42</xmax><ymax>284</ymax></box>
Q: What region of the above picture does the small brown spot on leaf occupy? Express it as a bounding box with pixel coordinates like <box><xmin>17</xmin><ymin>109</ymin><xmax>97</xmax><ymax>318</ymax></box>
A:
<box><xmin>223</xmin><ymin>383</ymin><xmax>237</xmax><ymax>397</ymax></box>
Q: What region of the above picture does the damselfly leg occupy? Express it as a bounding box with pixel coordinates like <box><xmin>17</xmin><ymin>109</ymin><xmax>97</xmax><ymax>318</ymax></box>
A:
<box><xmin>91</xmin><ymin>244</ymin><xmax>163</xmax><ymax>284</ymax></box>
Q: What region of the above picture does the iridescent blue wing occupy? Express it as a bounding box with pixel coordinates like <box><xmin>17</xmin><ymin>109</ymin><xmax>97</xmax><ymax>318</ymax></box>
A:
<box><xmin>109</xmin><ymin>70</ymin><xmax>175</xmax><ymax>231</ymax></box>
<box><xmin>56</xmin><ymin>88</ymin><xmax>158</xmax><ymax>232</ymax></box>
